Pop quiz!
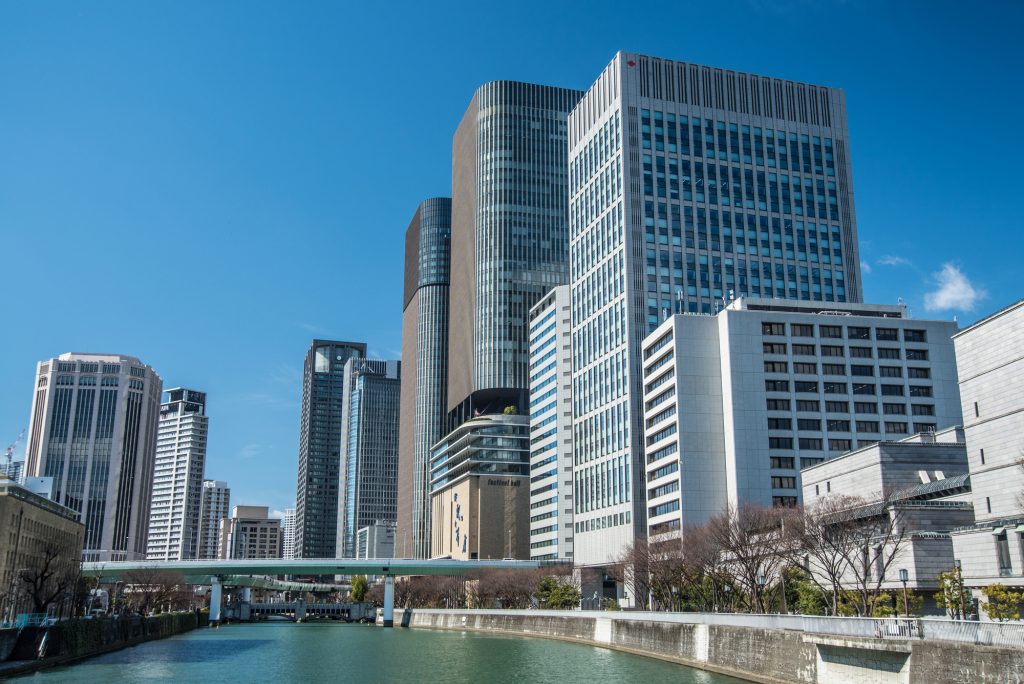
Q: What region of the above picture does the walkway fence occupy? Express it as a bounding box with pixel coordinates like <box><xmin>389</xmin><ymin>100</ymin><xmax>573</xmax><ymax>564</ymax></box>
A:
<box><xmin>417</xmin><ymin>608</ymin><xmax>1024</xmax><ymax>649</ymax></box>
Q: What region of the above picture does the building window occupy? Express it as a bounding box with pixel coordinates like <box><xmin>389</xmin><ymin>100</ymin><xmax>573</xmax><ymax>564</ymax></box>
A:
<box><xmin>770</xmin><ymin>456</ymin><xmax>795</xmax><ymax>469</ymax></box>
<box><xmin>771</xmin><ymin>476</ymin><xmax>797</xmax><ymax>489</ymax></box>
<box><xmin>876</xmin><ymin>328</ymin><xmax>898</xmax><ymax>341</ymax></box>
<box><xmin>980</xmin><ymin>449</ymin><xmax>986</xmax><ymax>465</ymax></box>
<box><xmin>904</xmin><ymin>329</ymin><xmax>927</xmax><ymax>342</ymax></box>
<box><xmin>791</xmin><ymin>324</ymin><xmax>814</xmax><ymax>337</ymax></box>
<box><xmin>996</xmin><ymin>533</ymin><xmax>1012</xmax><ymax>576</ymax></box>
<box><xmin>974</xmin><ymin>402</ymin><xmax>980</xmax><ymax>418</ymax></box>
<box><xmin>762</xmin><ymin>322</ymin><xmax>785</xmax><ymax>336</ymax></box>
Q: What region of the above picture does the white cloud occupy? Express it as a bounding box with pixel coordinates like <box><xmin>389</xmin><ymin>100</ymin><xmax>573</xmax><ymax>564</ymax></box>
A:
<box><xmin>878</xmin><ymin>255</ymin><xmax>911</xmax><ymax>267</ymax></box>
<box><xmin>860</xmin><ymin>261</ymin><xmax>872</xmax><ymax>275</ymax></box>
<box><xmin>924</xmin><ymin>263</ymin><xmax>986</xmax><ymax>312</ymax></box>
<box><xmin>270</xmin><ymin>509</ymin><xmax>288</xmax><ymax>520</ymax></box>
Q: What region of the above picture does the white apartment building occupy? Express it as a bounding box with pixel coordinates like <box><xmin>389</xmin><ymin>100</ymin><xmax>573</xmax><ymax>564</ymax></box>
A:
<box><xmin>528</xmin><ymin>285</ymin><xmax>574</xmax><ymax>561</ymax></box>
<box><xmin>281</xmin><ymin>506</ymin><xmax>297</xmax><ymax>559</ymax></box>
<box><xmin>24</xmin><ymin>352</ymin><xmax>162</xmax><ymax>561</ymax></box>
<box><xmin>146</xmin><ymin>388</ymin><xmax>208</xmax><ymax>561</ymax></box>
<box><xmin>198</xmin><ymin>479</ymin><xmax>230</xmax><ymax>560</ymax></box>
<box><xmin>950</xmin><ymin>299</ymin><xmax>1024</xmax><ymax>597</ymax></box>
<box><xmin>641</xmin><ymin>297</ymin><xmax>962</xmax><ymax>539</ymax></box>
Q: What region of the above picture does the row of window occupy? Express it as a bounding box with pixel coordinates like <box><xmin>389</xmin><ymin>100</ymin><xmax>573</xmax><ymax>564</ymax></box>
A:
<box><xmin>762</xmin><ymin>322</ymin><xmax>927</xmax><ymax>342</ymax></box>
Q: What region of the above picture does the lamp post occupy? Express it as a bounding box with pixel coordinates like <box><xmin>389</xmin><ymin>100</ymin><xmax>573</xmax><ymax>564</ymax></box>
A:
<box><xmin>899</xmin><ymin>568</ymin><xmax>909</xmax><ymax>616</ymax></box>
<box><xmin>954</xmin><ymin>559</ymin><xmax>965</xmax><ymax>620</ymax></box>
<box><xmin>756</xmin><ymin>573</ymin><xmax>767</xmax><ymax>613</ymax></box>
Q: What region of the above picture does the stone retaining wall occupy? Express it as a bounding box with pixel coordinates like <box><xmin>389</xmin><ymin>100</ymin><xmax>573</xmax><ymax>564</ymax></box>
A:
<box><xmin>406</xmin><ymin>610</ymin><xmax>1023</xmax><ymax>684</ymax></box>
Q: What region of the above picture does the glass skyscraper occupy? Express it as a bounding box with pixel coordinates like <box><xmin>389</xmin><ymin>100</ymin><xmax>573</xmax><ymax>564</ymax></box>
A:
<box><xmin>294</xmin><ymin>339</ymin><xmax>366</xmax><ymax>559</ymax></box>
<box><xmin>338</xmin><ymin>358</ymin><xmax>401</xmax><ymax>559</ymax></box>
<box><xmin>447</xmin><ymin>81</ymin><xmax>585</xmax><ymax>426</ymax></box>
<box><xmin>568</xmin><ymin>52</ymin><xmax>864</xmax><ymax>567</ymax></box>
<box><xmin>397</xmin><ymin>198</ymin><xmax>451</xmax><ymax>559</ymax></box>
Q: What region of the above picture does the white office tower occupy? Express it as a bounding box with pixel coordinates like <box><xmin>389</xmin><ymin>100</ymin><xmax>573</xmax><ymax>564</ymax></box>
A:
<box><xmin>24</xmin><ymin>352</ymin><xmax>163</xmax><ymax>561</ymax></box>
<box><xmin>641</xmin><ymin>298</ymin><xmax>962</xmax><ymax>540</ymax></box>
<box><xmin>568</xmin><ymin>52</ymin><xmax>864</xmax><ymax>566</ymax></box>
<box><xmin>198</xmin><ymin>479</ymin><xmax>230</xmax><ymax>560</ymax></box>
<box><xmin>282</xmin><ymin>506</ymin><xmax>297</xmax><ymax>559</ymax></box>
<box><xmin>146</xmin><ymin>388</ymin><xmax>209</xmax><ymax>561</ymax></box>
<box><xmin>528</xmin><ymin>285</ymin><xmax>574</xmax><ymax>560</ymax></box>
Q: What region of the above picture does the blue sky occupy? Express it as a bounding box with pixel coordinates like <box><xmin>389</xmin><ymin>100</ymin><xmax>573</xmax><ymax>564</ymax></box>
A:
<box><xmin>1</xmin><ymin>1</ymin><xmax>1021</xmax><ymax>515</ymax></box>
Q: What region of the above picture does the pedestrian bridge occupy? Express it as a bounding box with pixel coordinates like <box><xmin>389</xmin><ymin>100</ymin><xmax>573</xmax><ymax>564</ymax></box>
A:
<box><xmin>81</xmin><ymin>558</ymin><xmax>563</xmax><ymax>627</ymax></box>
<box><xmin>245</xmin><ymin>601</ymin><xmax>375</xmax><ymax>623</ymax></box>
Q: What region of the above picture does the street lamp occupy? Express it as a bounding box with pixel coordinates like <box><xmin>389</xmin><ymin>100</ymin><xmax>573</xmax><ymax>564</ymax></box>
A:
<box><xmin>954</xmin><ymin>559</ymin><xmax>965</xmax><ymax>620</ymax></box>
<box><xmin>756</xmin><ymin>573</ymin><xmax>767</xmax><ymax>613</ymax></box>
<box><xmin>899</xmin><ymin>568</ymin><xmax>909</xmax><ymax>616</ymax></box>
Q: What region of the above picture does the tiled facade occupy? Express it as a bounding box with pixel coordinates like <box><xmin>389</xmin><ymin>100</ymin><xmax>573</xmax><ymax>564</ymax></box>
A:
<box><xmin>527</xmin><ymin>285</ymin><xmax>574</xmax><ymax>560</ymax></box>
<box><xmin>217</xmin><ymin>505</ymin><xmax>282</xmax><ymax>559</ymax></box>
<box><xmin>950</xmin><ymin>299</ymin><xmax>1024</xmax><ymax>596</ymax></box>
<box><xmin>569</xmin><ymin>52</ymin><xmax>864</xmax><ymax>566</ymax></box>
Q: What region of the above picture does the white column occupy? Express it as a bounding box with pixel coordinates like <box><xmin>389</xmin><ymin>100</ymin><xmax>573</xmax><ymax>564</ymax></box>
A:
<box><xmin>209</xmin><ymin>577</ymin><xmax>222</xmax><ymax>625</ymax></box>
<box><xmin>383</xmin><ymin>575</ymin><xmax>394</xmax><ymax>627</ymax></box>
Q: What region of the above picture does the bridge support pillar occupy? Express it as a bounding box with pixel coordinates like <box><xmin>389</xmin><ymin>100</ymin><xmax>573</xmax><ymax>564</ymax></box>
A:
<box><xmin>242</xmin><ymin>587</ymin><xmax>252</xmax><ymax>603</ymax></box>
<box><xmin>383</xmin><ymin>575</ymin><xmax>394</xmax><ymax>627</ymax></box>
<box><xmin>210</xmin><ymin>577</ymin><xmax>222</xmax><ymax>626</ymax></box>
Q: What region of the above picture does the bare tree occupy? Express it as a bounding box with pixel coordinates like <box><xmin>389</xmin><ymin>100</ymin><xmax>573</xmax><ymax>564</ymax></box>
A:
<box><xmin>17</xmin><ymin>542</ymin><xmax>80</xmax><ymax>615</ymax></box>
<box><xmin>793</xmin><ymin>494</ymin><xmax>909</xmax><ymax>617</ymax></box>
<box><xmin>472</xmin><ymin>569</ymin><xmax>542</xmax><ymax>609</ymax></box>
<box><xmin>790</xmin><ymin>495</ymin><xmax>866</xmax><ymax>616</ymax></box>
<box><xmin>122</xmin><ymin>570</ymin><xmax>189</xmax><ymax>615</ymax></box>
<box><xmin>611</xmin><ymin>540</ymin><xmax>653</xmax><ymax>610</ymax></box>
<box><xmin>706</xmin><ymin>504</ymin><xmax>790</xmax><ymax>613</ymax></box>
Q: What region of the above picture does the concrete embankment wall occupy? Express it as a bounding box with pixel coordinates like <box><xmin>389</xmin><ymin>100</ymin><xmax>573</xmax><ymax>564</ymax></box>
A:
<box><xmin>1</xmin><ymin>612</ymin><xmax>207</xmax><ymax>677</ymax></box>
<box><xmin>406</xmin><ymin>610</ymin><xmax>1024</xmax><ymax>684</ymax></box>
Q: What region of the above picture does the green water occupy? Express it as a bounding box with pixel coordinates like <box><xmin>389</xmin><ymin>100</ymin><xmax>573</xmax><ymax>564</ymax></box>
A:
<box><xmin>18</xmin><ymin>621</ymin><xmax>748</xmax><ymax>683</ymax></box>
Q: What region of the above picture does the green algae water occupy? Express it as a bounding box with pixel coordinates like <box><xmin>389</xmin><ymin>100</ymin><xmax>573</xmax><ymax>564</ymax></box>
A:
<box><xmin>19</xmin><ymin>621</ymin><xmax>748</xmax><ymax>683</ymax></box>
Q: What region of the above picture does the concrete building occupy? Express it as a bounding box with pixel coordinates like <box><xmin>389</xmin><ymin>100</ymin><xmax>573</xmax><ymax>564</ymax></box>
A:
<box><xmin>281</xmin><ymin>506</ymin><xmax>297</xmax><ymax>560</ymax></box>
<box><xmin>198</xmin><ymin>479</ymin><xmax>230</xmax><ymax>560</ymax></box>
<box><xmin>24</xmin><ymin>352</ymin><xmax>162</xmax><ymax>561</ymax></box>
<box><xmin>569</xmin><ymin>52</ymin><xmax>865</xmax><ymax>566</ymax></box>
<box><xmin>146</xmin><ymin>388</ymin><xmax>209</xmax><ymax>561</ymax></box>
<box><xmin>338</xmin><ymin>359</ymin><xmax>401</xmax><ymax>559</ymax></box>
<box><xmin>950</xmin><ymin>299</ymin><xmax>1024</xmax><ymax>599</ymax></box>
<box><xmin>397</xmin><ymin>197</ymin><xmax>452</xmax><ymax>559</ymax></box>
<box><xmin>1</xmin><ymin>458</ymin><xmax>23</xmax><ymax>484</ymax></box>
<box><xmin>429</xmin><ymin>414</ymin><xmax>531</xmax><ymax>560</ymax></box>
<box><xmin>294</xmin><ymin>340</ymin><xmax>366</xmax><ymax>559</ymax></box>
<box><xmin>217</xmin><ymin>505</ymin><xmax>282</xmax><ymax>560</ymax></box>
<box><xmin>640</xmin><ymin>297</ymin><xmax>962</xmax><ymax>540</ymax></box>
<box><xmin>801</xmin><ymin>428</ymin><xmax>973</xmax><ymax>608</ymax></box>
<box><xmin>0</xmin><ymin>476</ymin><xmax>85</xmax><ymax>621</ymax></box>
<box><xmin>528</xmin><ymin>285</ymin><xmax>574</xmax><ymax>560</ymax></box>
<box><xmin>356</xmin><ymin>521</ymin><xmax>396</xmax><ymax>560</ymax></box>
<box><xmin>446</xmin><ymin>81</ymin><xmax>584</xmax><ymax>429</ymax></box>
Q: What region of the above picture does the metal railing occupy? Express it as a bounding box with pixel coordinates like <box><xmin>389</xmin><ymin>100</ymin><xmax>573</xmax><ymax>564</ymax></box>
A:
<box><xmin>412</xmin><ymin>608</ymin><xmax>1024</xmax><ymax>648</ymax></box>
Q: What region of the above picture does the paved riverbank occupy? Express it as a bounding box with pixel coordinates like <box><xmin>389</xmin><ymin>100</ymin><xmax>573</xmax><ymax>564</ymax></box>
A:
<box><xmin>405</xmin><ymin>609</ymin><xmax>1024</xmax><ymax>684</ymax></box>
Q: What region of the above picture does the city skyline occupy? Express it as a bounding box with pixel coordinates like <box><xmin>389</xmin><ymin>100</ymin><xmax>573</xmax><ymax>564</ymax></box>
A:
<box><xmin>2</xmin><ymin>2</ymin><xmax>1023</xmax><ymax>515</ymax></box>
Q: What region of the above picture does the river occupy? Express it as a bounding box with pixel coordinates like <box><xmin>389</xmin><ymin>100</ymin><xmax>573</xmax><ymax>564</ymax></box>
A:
<box><xmin>21</xmin><ymin>621</ymin><xmax>748</xmax><ymax>683</ymax></box>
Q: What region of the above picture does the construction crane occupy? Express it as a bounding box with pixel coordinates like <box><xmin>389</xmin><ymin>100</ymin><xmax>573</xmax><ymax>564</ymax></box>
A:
<box><xmin>4</xmin><ymin>428</ymin><xmax>26</xmax><ymax>476</ymax></box>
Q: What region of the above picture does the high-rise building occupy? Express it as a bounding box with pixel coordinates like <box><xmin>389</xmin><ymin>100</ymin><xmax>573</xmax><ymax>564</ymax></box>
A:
<box><xmin>198</xmin><ymin>479</ymin><xmax>230</xmax><ymax>560</ymax></box>
<box><xmin>217</xmin><ymin>505</ymin><xmax>282</xmax><ymax>560</ymax></box>
<box><xmin>338</xmin><ymin>359</ymin><xmax>401</xmax><ymax>559</ymax></box>
<box><xmin>446</xmin><ymin>81</ymin><xmax>584</xmax><ymax>427</ymax></box>
<box><xmin>24</xmin><ymin>353</ymin><xmax>162</xmax><ymax>561</ymax></box>
<box><xmin>146</xmin><ymin>388</ymin><xmax>209</xmax><ymax>561</ymax></box>
<box><xmin>281</xmin><ymin>506</ymin><xmax>297</xmax><ymax>559</ymax></box>
<box><xmin>568</xmin><ymin>52</ymin><xmax>864</xmax><ymax>565</ymax></box>
<box><xmin>294</xmin><ymin>340</ymin><xmax>366</xmax><ymax>559</ymax></box>
<box><xmin>1</xmin><ymin>458</ymin><xmax>23</xmax><ymax>484</ymax></box>
<box><xmin>356</xmin><ymin>521</ymin><xmax>396</xmax><ymax>560</ymax></box>
<box><xmin>397</xmin><ymin>198</ymin><xmax>452</xmax><ymax>559</ymax></box>
<box><xmin>528</xmin><ymin>285</ymin><xmax>574</xmax><ymax>560</ymax></box>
